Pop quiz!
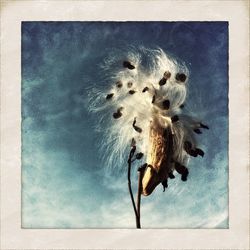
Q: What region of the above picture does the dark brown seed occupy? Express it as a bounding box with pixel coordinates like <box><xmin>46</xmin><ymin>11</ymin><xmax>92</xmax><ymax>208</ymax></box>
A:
<box><xmin>138</xmin><ymin>163</ymin><xmax>147</xmax><ymax>172</ymax></box>
<box><xmin>174</xmin><ymin>162</ymin><xmax>189</xmax><ymax>181</ymax></box>
<box><xmin>113</xmin><ymin>107</ymin><xmax>123</xmax><ymax>119</ymax></box>
<box><xmin>175</xmin><ymin>73</ymin><xmax>187</xmax><ymax>83</ymax></box>
<box><xmin>133</xmin><ymin>118</ymin><xmax>136</xmax><ymax>127</ymax></box>
<box><xmin>142</xmin><ymin>87</ymin><xmax>149</xmax><ymax>92</ymax></box>
<box><xmin>159</xmin><ymin>78</ymin><xmax>167</xmax><ymax>86</ymax></box>
<box><xmin>161</xmin><ymin>179</ymin><xmax>168</xmax><ymax>192</ymax></box>
<box><xmin>128</xmin><ymin>90</ymin><xmax>136</xmax><ymax>95</ymax></box>
<box><xmin>134</xmin><ymin>126</ymin><xmax>142</xmax><ymax>133</ymax></box>
<box><xmin>189</xmin><ymin>149</ymin><xmax>198</xmax><ymax>157</ymax></box>
<box><xmin>132</xmin><ymin>118</ymin><xmax>142</xmax><ymax>133</ymax></box>
<box><xmin>113</xmin><ymin>112</ymin><xmax>122</xmax><ymax>119</ymax></box>
<box><xmin>180</xmin><ymin>104</ymin><xmax>185</xmax><ymax>109</ymax></box>
<box><xmin>127</xmin><ymin>82</ymin><xmax>133</xmax><ymax>88</ymax></box>
<box><xmin>171</xmin><ymin>115</ymin><xmax>179</xmax><ymax>123</ymax></box>
<box><xmin>152</xmin><ymin>95</ymin><xmax>156</xmax><ymax>103</ymax></box>
<box><xmin>136</xmin><ymin>152</ymin><xmax>144</xmax><ymax>159</ymax></box>
<box><xmin>123</xmin><ymin>61</ymin><xmax>135</xmax><ymax>70</ymax></box>
<box><xmin>162</xmin><ymin>99</ymin><xmax>170</xmax><ymax>109</ymax></box>
<box><xmin>193</xmin><ymin>128</ymin><xmax>202</xmax><ymax>134</ymax></box>
<box><xmin>168</xmin><ymin>172</ymin><xmax>175</xmax><ymax>179</ymax></box>
<box><xmin>181</xmin><ymin>169</ymin><xmax>189</xmax><ymax>181</ymax></box>
<box><xmin>116</xmin><ymin>81</ymin><xmax>123</xmax><ymax>88</ymax></box>
<box><xmin>175</xmin><ymin>162</ymin><xmax>187</xmax><ymax>174</ymax></box>
<box><xmin>184</xmin><ymin>141</ymin><xmax>192</xmax><ymax>152</ymax></box>
<box><xmin>106</xmin><ymin>93</ymin><xmax>114</xmax><ymax>100</ymax></box>
<box><xmin>163</xmin><ymin>71</ymin><xmax>171</xmax><ymax>79</ymax></box>
<box><xmin>200</xmin><ymin>123</ymin><xmax>209</xmax><ymax>129</ymax></box>
<box><xmin>196</xmin><ymin>148</ymin><xmax>204</xmax><ymax>157</ymax></box>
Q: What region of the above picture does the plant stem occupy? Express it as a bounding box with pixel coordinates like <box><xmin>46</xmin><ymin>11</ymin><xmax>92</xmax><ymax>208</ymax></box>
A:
<box><xmin>136</xmin><ymin>169</ymin><xmax>143</xmax><ymax>228</ymax></box>
<box><xmin>127</xmin><ymin>147</ymin><xmax>140</xmax><ymax>228</ymax></box>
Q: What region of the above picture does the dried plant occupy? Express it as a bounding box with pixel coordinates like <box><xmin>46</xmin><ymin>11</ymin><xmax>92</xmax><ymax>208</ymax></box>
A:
<box><xmin>88</xmin><ymin>47</ymin><xmax>208</xmax><ymax>228</ymax></box>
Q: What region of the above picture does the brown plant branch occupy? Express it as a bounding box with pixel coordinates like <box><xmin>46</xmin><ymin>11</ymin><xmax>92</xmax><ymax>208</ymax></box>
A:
<box><xmin>127</xmin><ymin>145</ymin><xmax>141</xmax><ymax>228</ymax></box>
<box><xmin>136</xmin><ymin>168</ymin><xmax>143</xmax><ymax>228</ymax></box>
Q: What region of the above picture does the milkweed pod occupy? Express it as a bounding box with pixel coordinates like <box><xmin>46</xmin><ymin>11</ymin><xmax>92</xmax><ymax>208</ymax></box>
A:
<box><xmin>142</xmin><ymin>124</ymin><xmax>174</xmax><ymax>196</ymax></box>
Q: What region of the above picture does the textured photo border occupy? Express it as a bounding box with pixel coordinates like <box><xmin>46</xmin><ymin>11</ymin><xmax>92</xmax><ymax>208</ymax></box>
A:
<box><xmin>0</xmin><ymin>0</ymin><xmax>249</xmax><ymax>249</ymax></box>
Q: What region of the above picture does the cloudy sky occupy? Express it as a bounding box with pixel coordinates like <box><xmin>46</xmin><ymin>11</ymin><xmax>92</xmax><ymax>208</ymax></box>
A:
<box><xmin>22</xmin><ymin>22</ymin><xmax>228</xmax><ymax>228</ymax></box>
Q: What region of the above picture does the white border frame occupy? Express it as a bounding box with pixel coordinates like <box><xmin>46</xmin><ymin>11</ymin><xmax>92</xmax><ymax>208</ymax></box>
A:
<box><xmin>1</xmin><ymin>0</ymin><xmax>249</xmax><ymax>249</ymax></box>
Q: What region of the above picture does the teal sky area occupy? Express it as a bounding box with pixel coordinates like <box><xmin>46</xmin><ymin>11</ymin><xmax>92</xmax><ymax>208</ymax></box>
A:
<box><xmin>22</xmin><ymin>22</ymin><xmax>228</xmax><ymax>228</ymax></box>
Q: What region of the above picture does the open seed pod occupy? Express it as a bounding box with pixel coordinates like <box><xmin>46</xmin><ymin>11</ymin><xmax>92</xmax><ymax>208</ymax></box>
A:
<box><xmin>142</xmin><ymin>119</ymin><xmax>174</xmax><ymax>196</ymax></box>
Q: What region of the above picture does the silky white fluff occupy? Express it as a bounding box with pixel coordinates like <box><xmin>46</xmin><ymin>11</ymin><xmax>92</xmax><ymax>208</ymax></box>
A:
<box><xmin>88</xmin><ymin>47</ymin><xmax>201</xmax><ymax>171</ymax></box>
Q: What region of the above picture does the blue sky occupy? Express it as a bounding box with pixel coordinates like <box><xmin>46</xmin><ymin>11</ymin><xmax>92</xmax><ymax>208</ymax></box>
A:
<box><xmin>22</xmin><ymin>22</ymin><xmax>228</xmax><ymax>228</ymax></box>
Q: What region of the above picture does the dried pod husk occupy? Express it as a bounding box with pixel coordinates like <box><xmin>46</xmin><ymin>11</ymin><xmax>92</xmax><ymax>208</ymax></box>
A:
<box><xmin>132</xmin><ymin>118</ymin><xmax>142</xmax><ymax>133</ymax></box>
<box><xmin>142</xmin><ymin>120</ymin><xmax>174</xmax><ymax>196</ymax></box>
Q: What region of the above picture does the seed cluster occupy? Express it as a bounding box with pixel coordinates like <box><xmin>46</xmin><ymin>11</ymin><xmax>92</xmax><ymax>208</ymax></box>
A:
<box><xmin>105</xmin><ymin>60</ymin><xmax>209</xmax><ymax>192</ymax></box>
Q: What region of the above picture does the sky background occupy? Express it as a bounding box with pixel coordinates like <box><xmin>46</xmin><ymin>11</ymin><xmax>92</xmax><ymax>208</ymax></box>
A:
<box><xmin>22</xmin><ymin>22</ymin><xmax>228</xmax><ymax>228</ymax></box>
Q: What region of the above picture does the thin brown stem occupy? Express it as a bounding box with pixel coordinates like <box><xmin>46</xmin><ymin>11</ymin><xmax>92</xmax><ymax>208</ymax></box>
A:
<box><xmin>127</xmin><ymin>147</ymin><xmax>140</xmax><ymax>228</ymax></box>
<box><xmin>136</xmin><ymin>169</ymin><xmax>143</xmax><ymax>228</ymax></box>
